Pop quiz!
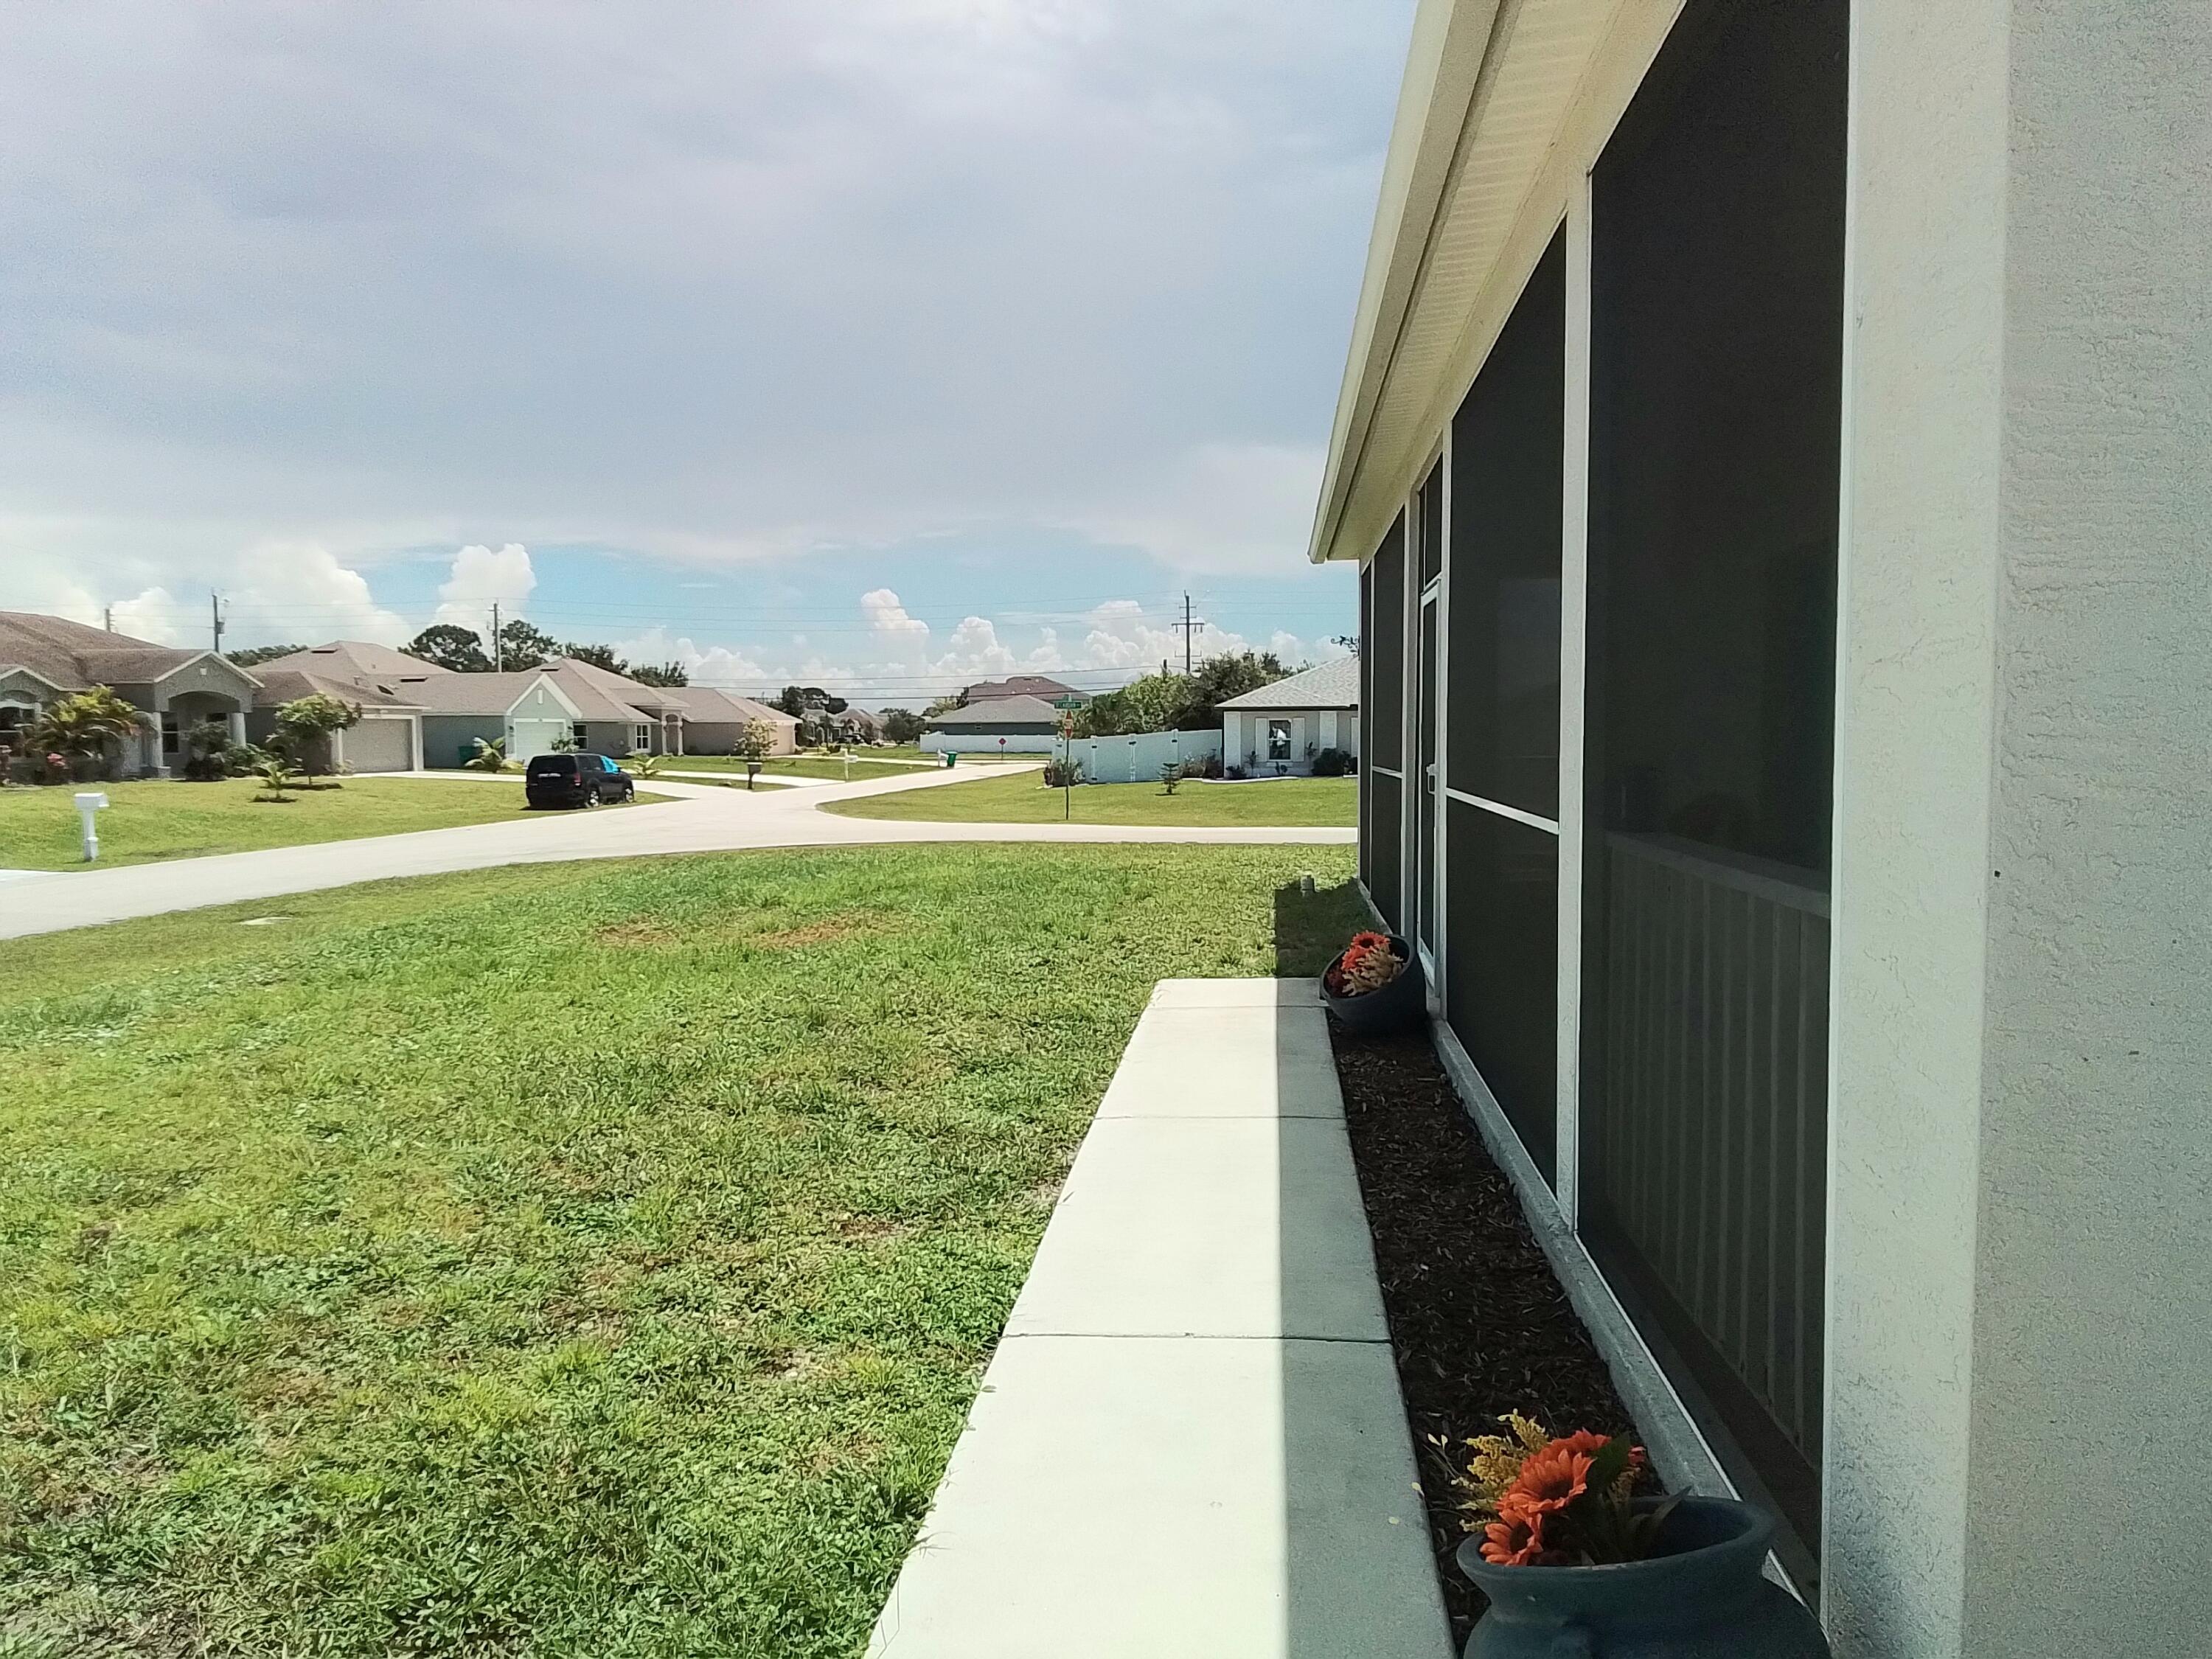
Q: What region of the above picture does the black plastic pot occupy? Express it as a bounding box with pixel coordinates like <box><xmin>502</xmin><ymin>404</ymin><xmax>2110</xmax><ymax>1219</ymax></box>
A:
<box><xmin>1320</xmin><ymin>934</ymin><xmax>1425</xmax><ymax>1034</ymax></box>
<box><xmin>1455</xmin><ymin>1497</ymin><xmax>1829</xmax><ymax>1658</ymax></box>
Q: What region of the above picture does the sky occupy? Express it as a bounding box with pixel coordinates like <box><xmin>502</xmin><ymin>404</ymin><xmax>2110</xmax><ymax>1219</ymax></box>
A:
<box><xmin>0</xmin><ymin>0</ymin><xmax>1414</xmax><ymax>705</ymax></box>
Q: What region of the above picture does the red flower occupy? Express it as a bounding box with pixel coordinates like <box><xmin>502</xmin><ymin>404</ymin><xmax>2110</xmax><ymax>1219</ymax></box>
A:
<box><xmin>1479</xmin><ymin>1511</ymin><xmax>1548</xmax><ymax>1566</ymax></box>
<box><xmin>1500</xmin><ymin>1430</ymin><xmax>1607</xmax><ymax>1526</ymax></box>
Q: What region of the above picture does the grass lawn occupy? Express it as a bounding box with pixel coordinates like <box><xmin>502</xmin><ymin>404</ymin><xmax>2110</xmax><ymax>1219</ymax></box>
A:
<box><xmin>0</xmin><ymin>845</ymin><xmax>1363</xmax><ymax>1657</ymax></box>
<box><xmin>0</xmin><ymin>778</ymin><xmax>665</xmax><ymax>873</ymax></box>
<box><xmin>824</xmin><ymin>769</ymin><xmax>1359</xmax><ymax>828</ymax></box>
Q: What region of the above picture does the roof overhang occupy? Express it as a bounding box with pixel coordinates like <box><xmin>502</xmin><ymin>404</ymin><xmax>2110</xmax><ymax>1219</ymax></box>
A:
<box><xmin>1307</xmin><ymin>0</ymin><xmax>1682</xmax><ymax>567</ymax></box>
<box><xmin>155</xmin><ymin>650</ymin><xmax>265</xmax><ymax>690</ymax></box>
<box><xmin>0</xmin><ymin>663</ymin><xmax>71</xmax><ymax>696</ymax></box>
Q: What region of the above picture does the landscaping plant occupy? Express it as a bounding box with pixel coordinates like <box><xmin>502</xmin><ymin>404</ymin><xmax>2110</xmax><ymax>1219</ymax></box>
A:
<box><xmin>1456</xmin><ymin>1414</ymin><xmax>1672</xmax><ymax>1567</ymax></box>
<box><xmin>251</xmin><ymin>758</ymin><xmax>299</xmax><ymax>801</ymax></box>
<box><xmin>465</xmin><ymin>736</ymin><xmax>512</xmax><ymax>772</ymax></box>
<box><xmin>274</xmin><ymin>692</ymin><xmax>362</xmax><ymax>787</ymax></box>
<box><xmin>1324</xmin><ymin>930</ymin><xmax>1403</xmax><ymax>997</ymax></box>
<box><xmin>28</xmin><ymin>686</ymin><xmax>142</xmax><ymax>779</ymax></box>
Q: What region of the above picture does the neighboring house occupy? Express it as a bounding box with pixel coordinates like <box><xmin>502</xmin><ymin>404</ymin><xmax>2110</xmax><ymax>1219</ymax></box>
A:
<box><xmin>829</xmin><ymin>706</ymin><xmax>883</xmax><ymax>744</ymax></box>
<box><xmin>960</xmin><ymin>675</ymin><xmax>1088</xmax><ymax>707</ymax></box>
<box><xmin>1323</xmin><ymin>2</ymin><xmax>2207</xmax><ymax>1652</ymax></box>
<box><xmin>921</xmin><ymin>693</ymin><xmax>1063</xmax><ymax>754</ymax></box>
<box><xmin>1217</xmin><ymin>657</ymin><xmax>1359</xmax><ymax>776</ymax></box>
<box><xmin>661</xmin><ymin>686</ymin><xmax>799</xmax><ymax>755</ymax></box>
<box><xmin>255</xmin><ymin>644</ymin><xmax>711</xmax><ymax>768</ymax></box>
<box><xmin>0</xmin><ymin>610</ymin><xmax>262</xmax><ymax>776</ymax></box>
<box><xmin>246</xmin><ymin>667</ymin><xmax>425</xmax><ymax>773</ymax></box>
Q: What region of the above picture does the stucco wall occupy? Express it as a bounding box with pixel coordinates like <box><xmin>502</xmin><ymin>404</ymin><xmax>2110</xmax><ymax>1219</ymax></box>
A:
<box><xmin>1830</xmin><ymin>3</ymin><xmax>2212</xmax><ymax>1654</ymax></box>
<box><xmin>422</xmin><ymin>714</ymin><xmax>504</xmax><ymax>768</ymax></box>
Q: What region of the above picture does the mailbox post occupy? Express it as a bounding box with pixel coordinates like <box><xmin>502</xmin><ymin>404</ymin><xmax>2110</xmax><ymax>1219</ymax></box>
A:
<box><xmin>74</xmin><ymin>791</ymin><xmax>109</xmax><ymax>863</ymax></box>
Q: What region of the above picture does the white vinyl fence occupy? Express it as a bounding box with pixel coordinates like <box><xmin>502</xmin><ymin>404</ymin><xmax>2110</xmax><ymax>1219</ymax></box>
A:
<box><xmin>1071</xmin><ymin>729</ymin><xmax>1224</xmax><ymax>784</ymax></box>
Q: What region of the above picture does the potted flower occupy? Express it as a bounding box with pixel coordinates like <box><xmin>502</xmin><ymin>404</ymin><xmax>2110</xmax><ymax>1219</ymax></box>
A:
<box><xmin>1451</xmin><ymin>1414</ymin><xmax>1828</xmax><ymax>1658</ymax></box>
<box><xmin>1320</xmin><ymin>928</ymin><xmax>1425</xmax><ymax>1034</ymax></box>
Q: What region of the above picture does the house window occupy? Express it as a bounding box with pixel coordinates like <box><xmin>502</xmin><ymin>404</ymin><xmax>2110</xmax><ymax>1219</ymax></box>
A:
<box><xmin>161</xmin><ymin>713</ymin><xmax>180</xmax><ymax>757</ymax></box>
<box><xmin>633</xmin><ymin>723</ymin><xmax>650</xmax><ymax>754</ymax></box>
<box><xmin>1266</xmin><ymin>720</ymin><xmax>1291</xmax><ymax>762</ymax></box>
<box><xmin>571</xmin><ymin>723</ymin><xmax>588</xmax><ymax>750</ymax></box>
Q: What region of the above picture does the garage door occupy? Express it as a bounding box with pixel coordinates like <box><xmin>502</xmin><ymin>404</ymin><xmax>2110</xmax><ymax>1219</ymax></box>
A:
<box><xmin>344</xmin><ymin>717</ymin><xmax>414</xmax><ymax>773</ymax></box>
<box><xmin>507</xmin><ymin>718</ymin><xmax>571</xmax><ymax>763</ymax></box>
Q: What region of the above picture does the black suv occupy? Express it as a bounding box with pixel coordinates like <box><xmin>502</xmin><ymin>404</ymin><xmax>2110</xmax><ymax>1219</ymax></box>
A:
<box><xmin>525</xmin><ymin>752</ymin><xmax>636</xmax><ymax>809</ymax></box>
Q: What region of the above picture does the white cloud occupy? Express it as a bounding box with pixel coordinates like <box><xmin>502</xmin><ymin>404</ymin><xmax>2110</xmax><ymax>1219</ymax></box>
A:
<box><xmin>1067</xmin><ymin>442</ymin><xmax>1328</xmax><ymax>575</ymax></box>
<box><xmin>109</xmin><ymin>587</ymin><xmax>185</xmax><ymax>644</ymax></box>
<box><xmin>433</xmin><ymin>543</ymin><xmax>536</xmax><ymax>630</ymax></box>
<box><xmin>226</xmin><ymin>543</ymin><xmax>408</xmax><ymax>645</ymax></box>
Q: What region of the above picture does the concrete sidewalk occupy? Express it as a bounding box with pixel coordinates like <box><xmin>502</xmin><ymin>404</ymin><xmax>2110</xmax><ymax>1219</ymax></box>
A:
<box><xmin>0</xmin><ymin>767</ymin><xmax>1354</xmax><ymax>939</ymax></box>
<box><xmin>867</xmin><ymin>979</ymin><xmax>1450</xmax><ymax>1659</ymax></box>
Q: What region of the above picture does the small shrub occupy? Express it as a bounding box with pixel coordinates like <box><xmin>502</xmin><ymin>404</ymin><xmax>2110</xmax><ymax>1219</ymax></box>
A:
<box><xmin>1159</xmin><ymin>762</ymin><xmax>1181</xmax><ymax>796</ymax></box>
<box><xmin>1225</xmin><ymin>765</ymin><xmax>1247</xmax><ymax>781</ymax></box>
<box><xmin>1041</xmin><ymin>758</ymin><xmax>1082</xmax><ymax>788</ymax></box>
<box><xmin>1311</xmin><ymin>747</ymin><xmax>1356</xmax><ymax>778</ymax></box>
<box><xmin>252</xmin><ymin>759</ymin><xmax>299</xmax><ymax>802</ymax></box>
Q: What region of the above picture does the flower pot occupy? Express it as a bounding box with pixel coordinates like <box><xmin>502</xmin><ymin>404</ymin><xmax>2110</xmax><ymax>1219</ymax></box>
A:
<box><xmin>1320</xmin><ymin>934</ymin><xmax>1426</xmax><ymax>1034</ymax></box>
<box><xmin>1455</xmin><ymin>1498</ymin><xmax>1829</xmax><ymax>1658</ymax></box>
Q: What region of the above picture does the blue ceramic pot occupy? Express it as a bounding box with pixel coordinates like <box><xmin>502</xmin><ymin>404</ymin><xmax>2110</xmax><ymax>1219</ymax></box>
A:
<box><xmin>1455</xmin><ymin>1498</ymin><xmax>1829</xmax><ymax>1658</ymax></box>
<box><xmin>1321</xmin><ymin>934</ymin><xmax>1426</xmax><ymax>1034</ymax></box>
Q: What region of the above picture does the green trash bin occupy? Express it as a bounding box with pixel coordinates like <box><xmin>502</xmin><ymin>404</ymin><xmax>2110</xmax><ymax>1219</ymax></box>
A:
<box><xmin>943</xmin><ymin>751</ymin><xmax>957</xmax><ymax>768</ymax></box>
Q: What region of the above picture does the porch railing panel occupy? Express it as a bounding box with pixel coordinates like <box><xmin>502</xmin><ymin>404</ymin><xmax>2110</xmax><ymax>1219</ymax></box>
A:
<box><xmin>1590</xmin><ymin>832</ymin><xmax>1828</xmax><ymax>1472</ymax></box>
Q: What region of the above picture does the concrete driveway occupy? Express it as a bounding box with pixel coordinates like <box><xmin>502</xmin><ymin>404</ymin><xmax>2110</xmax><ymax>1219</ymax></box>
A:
<box><xmin>0</xmin><ymin>766</ymin><xmax>1354</xmax><ymax>939</ymax></box>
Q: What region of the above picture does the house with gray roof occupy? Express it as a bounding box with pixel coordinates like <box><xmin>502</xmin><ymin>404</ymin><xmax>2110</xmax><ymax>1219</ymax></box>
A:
<box><xmin>922</xmin><ymin>692</ymin><xmax>1063</xmax><ymax>755</ymax></box>
<box><xmin>0</xmin><ymin>610</ymin><xmax>264</xmax><ymax>777</ymax></box>
<box><xmin>663</xmin><ymin>686</ymin><xmax>799</xmax><ymax>755</ymax></box>
<box><xmin>1215</xmin><ymin>657</ymin><xmax>1359</xmax><ymax>775</ymax></box>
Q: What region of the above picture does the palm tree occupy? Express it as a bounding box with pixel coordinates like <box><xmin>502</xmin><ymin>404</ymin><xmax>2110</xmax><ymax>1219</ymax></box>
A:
<box><xmin>465</xmin><ymin>737</ymin><xmax>511</xmax><ymax>773</ymax></box>
<box><xmin>252</xmin><ymin>758</ymin><xmax>299</xmax><ymax>801</ymax></box>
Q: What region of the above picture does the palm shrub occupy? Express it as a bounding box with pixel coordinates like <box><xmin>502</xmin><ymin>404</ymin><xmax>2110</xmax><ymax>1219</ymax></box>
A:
<box><xmin>627</xmin><ymin>751</ymin><xmax>667</xmax><ymax>778</ymax></box>
<box><xmin>1042</xmin><ymin>757</ymin><xmax>1082</xmax><ymax>788</ymax></box>
<box><xmin>31</xmin><ymin>686</ymin><xmax>143</xmax><ymax>779</ymax></box>
<box><xmin>252</xmin><ymin>758</ymin><xmax>299</xmax><ymax>801</ymax></box>
<box><xmin>465</xmin><ymin>737</ymin><xmax>511</xmax><ymax>773</ymax></box>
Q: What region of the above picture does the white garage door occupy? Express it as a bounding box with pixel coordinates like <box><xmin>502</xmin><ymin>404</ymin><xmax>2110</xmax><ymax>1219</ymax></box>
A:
<box><xmin>344</xmin><ymin>717</ymin><xmax>414</xmax><ymax>773</ymax></box>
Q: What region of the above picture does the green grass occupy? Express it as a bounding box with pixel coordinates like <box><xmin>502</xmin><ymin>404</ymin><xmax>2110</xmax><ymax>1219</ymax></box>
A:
<box><xmin>824</xmin><ymin>769</ymin><xmax>1359</xmax><ymax>827</ymax></box>
<box><xmin>0</xmin><ymin>845</ymin><xmax>1360</xmax><ymax>1656</ymax></box>
<box><xmin>0</xmin><ymin>778</ymin><xmax>665</xmax><ymax>872</ymax></box>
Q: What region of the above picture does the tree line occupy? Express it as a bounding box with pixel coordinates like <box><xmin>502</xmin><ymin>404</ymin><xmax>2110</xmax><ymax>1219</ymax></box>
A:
<box><xmin>226</xmin><ymin>622</ymin><xmax>689</xmax><ymax>686</ymax></box>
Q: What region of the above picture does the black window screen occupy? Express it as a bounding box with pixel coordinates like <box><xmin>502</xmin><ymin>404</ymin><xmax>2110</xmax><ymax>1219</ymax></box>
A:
<box><xmin>1363</xmin><ymin>513</ymin><xmax>1407</xmax><ymax>925</ymax></box>
<box><xmin>1368</xmin><ymin>515</ymin><xmax>1405</xmax><ymax>771</ymax></box>
<box><xmin>1416</xmin><ymin>461</ymin><xmax>1443</xmax><ymax>588</ymax></box>
<box><xmin>1577</xmin><ymin>0</ymin><xmax>1847</xmax><ymax>1584</ymax></box>
<box><xmin>1449</xmin><ymin>232</ymin><xmax>1565</xmax><ymax>820</ymax></box>
<box><xmin>1444</xmin><ymin>801</ymin><xmax>1557</xmax><ymax>1178</ymax></box>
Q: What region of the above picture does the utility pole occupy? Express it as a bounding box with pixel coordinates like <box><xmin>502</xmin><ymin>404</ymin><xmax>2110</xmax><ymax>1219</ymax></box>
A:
<box><xmin>210</xmin><ymin>591</ymin><xmax>226</xmax><ymax>655</ymax></box>
<box><xmin>492</xmin><ymin>601</ymin><xmax>503</xmax><ymax>672</ymax></box>
<box><xmin>103</xmin><ymin>606</ymin><xmax>114</xmax><ymax>633</ymax></box>
<box><xmin>1169</xmin><ymin>592</ymin><xmax>1207</xmax><ymax>675</ymax></box>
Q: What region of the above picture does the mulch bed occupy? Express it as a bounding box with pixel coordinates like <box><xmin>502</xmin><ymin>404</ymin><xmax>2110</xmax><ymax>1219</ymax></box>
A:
<box><xmin>1329</xmin><ymin>1019</ymin><xmax>1644</xmax><ymax>1645</ymax></box>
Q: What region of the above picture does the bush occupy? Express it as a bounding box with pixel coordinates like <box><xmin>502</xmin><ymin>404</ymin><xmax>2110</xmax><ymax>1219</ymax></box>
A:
<box><xmin>1225</xmin><ymin>764</ymin><xmax>1248</xmax><ymax>781</ymax></box>
<box><xmin>1311</xmin><ymin>747</ymin><xmax>1357</xmax><ymax>778</ymax></box>
<box><xmin>1041</xmin><ymin>758</ymin><xmax>1082</xmax><ymax>788</ymax></box>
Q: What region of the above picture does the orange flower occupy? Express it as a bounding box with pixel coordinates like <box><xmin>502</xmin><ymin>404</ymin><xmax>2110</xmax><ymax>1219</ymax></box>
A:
<box><xmin>1479</xmin><ymin>1510</ymin><xmax>1548</xmax><ymax>1566</ymax></box>
<box><xmin>1499</xmin><ymin>1430</ymin><xmax>1609</xmax><ymax>1523</ymax></box>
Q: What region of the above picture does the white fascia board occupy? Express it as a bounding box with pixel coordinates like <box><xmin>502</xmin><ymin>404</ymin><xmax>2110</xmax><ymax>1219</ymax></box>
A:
<box><xmin>0</xmin><ymin>663</ymin><xmax>71</xmax><ymax>695</ymax></box>
<box><xmin>1308</xmin><ymin>0</ymin><xmax>1503</xmax><ymax>566</ymax></box>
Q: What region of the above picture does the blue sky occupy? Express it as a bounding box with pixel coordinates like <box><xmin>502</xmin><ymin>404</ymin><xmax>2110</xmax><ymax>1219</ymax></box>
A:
<box><xmin>0</xmin><ymin>0</ymin><xmax>1413</xmax><ymax>705</ymax></box>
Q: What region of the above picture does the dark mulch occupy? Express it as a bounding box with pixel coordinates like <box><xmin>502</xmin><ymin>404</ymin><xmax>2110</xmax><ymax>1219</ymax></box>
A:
<box><xmin>1329</xmin><ymin>1020</ymin><xmax>1644</xmax><ymax>1645</ymax></box>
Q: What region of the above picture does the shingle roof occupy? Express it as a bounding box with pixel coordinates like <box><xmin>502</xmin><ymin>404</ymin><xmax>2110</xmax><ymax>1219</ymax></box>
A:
<box><xmin>927</xmin><ymin>694</ymin><xmax>1064</xmax><ymax>727</ymax></box>
<box><xmin>1213</xmin><ymin>656</ymin><xmax>1360</xmax><ymax>712</ymax></box>
<box><xmin>541</xmin><ymin>658</ymin><xmax>685</xmax><ymax>722</ymax></box>
<box><xmin>251</xmin><ymin>669</ymin><xmax>417</xmax><ymax>710</ymax></box>
<box><xmin>257</xmin><ymin>641</ymin><xmax>452</xmax><ymax>684</ymax></box>
<box><xmin>399</xmin><ymin>671</ymin><xmax>552</xmax><ymax>714</ymax></box>
<box><xmin>0</xmin><ymin>611</ymin><xmax>245</xmax><ymax>692</ymax></box>
<box><xmin>963</xmin><ymin>675</ymin><xmax>1088</xmax><ymax>704</ymax></box>
<box><xmin>667</xmin><ymin>686</ymin><xmax>798</xmax><ymax>726</ymax></box>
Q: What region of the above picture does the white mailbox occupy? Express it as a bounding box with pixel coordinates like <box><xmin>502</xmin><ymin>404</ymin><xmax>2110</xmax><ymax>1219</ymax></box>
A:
<box><xmin>74</xmin><ymin>790</ymin><xmax>109</xmax><ymax>863</ymax></box>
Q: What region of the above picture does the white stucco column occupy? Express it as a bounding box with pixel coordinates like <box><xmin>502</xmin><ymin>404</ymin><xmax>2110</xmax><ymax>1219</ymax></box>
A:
<box><xmin>226</xmin><ymin>711</ymin><xmax>246</xmax><ymax>745</ymax></box>
<box><xmin>1826</xmin><ymin>5</ymin><xmax>2212</xmax><ymax>1655</ymax></box>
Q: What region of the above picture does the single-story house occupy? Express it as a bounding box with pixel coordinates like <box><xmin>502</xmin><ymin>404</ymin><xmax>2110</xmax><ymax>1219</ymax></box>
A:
<box><xmin>1</xmin><ymin>610</ymin><xmax>262</xmax><ymax>776</ymax></box>
<box><xmin>1217</xmin><ymin>657</ymin><xmax>1359</xmax><ymax>776</ymax></box>
<box><xmin>661</xmin><ymin>686</ymin><xmax>799</xmax><ymax>755</ymax></box>
<box><xmin>254</xmin><ymin>645</ymin><xmax>710</xmax><ymax>768</ymax></box>
<box><xmin>827</xmin><ymin>706</ymin><xmax>883</xmax><ymax>744</ymax></box>
<box><xmin>1321</xmin><ymin>1</ymin><xmax>2206</xmax><ymax>1652</ymax></box>
<box><xmin>246</xmin><ymin>667</ymin><xmax>425</xmax><ymax>773</ymax></box>
<box><xmin>921</xmin><ymin>693</ymin><xmax>1063</xmax><ymax>755</ymax></box>
<box><xmin>961</xmin><ymin>675</ymin><xmax>1088</xmax><ymax>707</ymax></box>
